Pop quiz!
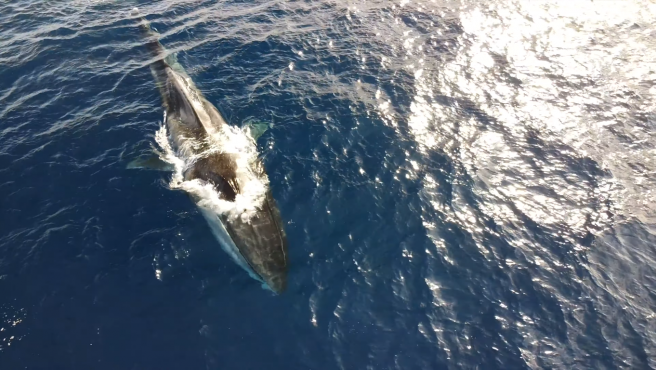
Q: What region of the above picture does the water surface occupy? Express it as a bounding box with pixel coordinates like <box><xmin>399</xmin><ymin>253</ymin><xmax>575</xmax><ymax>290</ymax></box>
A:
<box><xmin>1</xmin><ymin>0</ymin><xmax>656</xmax><ymax>368</ymax></box>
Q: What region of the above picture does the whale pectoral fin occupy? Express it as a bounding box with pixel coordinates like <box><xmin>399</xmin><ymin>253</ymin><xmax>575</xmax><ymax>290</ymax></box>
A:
<box><xmin>244</xmin><ymin>120</ymin><xmax>270</xmax><ymax>141</ymax></box>
<box><xmin>126</xmin><ymin>154</ymin><xmax>174</xmax><ymax>171</ymax></box>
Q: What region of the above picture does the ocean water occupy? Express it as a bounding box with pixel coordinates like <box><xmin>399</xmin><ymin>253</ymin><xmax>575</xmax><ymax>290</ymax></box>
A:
<box><xmin>1</xmin><ymin>0</ymin><xmax>656</xmax><ymax>369</ymax></box>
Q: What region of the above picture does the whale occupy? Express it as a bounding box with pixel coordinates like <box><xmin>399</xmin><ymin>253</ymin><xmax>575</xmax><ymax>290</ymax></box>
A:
<box><xmin>131</xmin><ymin>9</ymin><xmax>288</xmax><ymax>293</ymax></box>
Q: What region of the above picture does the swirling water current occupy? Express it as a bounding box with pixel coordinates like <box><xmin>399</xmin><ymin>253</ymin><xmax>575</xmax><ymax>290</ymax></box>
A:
<box><xmin>1</xmin><ymin>0</ymin><xmax>656</xmax><ymax>369</ymax></box>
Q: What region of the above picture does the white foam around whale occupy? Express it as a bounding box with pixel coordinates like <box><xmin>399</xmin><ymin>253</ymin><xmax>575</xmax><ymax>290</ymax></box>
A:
<box><xmin>154</xmin><ymin>114</ymin><xmax>269</xmax><ymax>222</ymax></box>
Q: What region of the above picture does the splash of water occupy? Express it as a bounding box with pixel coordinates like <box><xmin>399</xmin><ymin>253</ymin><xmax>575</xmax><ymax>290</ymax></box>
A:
<box><xmin>154</xmin><ymin>117</ymin><xmax>268</xmax><ymax>221</ymax></box>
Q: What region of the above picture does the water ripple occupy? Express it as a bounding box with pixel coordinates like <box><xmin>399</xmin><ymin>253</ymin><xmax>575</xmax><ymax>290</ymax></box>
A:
<box><xmin>1</xmin><ymin>0</ymin><xmax>656</xmax><ymax>369</ymax></box>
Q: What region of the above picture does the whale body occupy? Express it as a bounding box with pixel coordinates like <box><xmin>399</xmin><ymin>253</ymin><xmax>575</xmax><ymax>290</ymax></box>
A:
<box><xmin>134</xmin><ymin>9</ymin><xmax>288</xmax><ymax>293</ymax></box>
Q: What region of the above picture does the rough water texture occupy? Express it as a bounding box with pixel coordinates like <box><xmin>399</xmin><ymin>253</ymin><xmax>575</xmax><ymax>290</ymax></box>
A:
<box><xmin>1</xmin><ymin>0</ymin><xmax>656</xmax><ymax>369</ymax></box>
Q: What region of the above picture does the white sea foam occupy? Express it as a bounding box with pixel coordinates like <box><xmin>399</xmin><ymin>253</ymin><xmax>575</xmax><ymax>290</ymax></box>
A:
<box><xmin>154</xmin><ymin>117</ymin><xmax>268</xmax><ymax>221</ymax></box>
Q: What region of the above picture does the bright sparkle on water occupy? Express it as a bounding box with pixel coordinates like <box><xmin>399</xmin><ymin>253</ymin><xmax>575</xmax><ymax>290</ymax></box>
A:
<box><xmin>1</xmin><ymin>0</ymin><xmax>656</xmax><ymax>368</ymax></box>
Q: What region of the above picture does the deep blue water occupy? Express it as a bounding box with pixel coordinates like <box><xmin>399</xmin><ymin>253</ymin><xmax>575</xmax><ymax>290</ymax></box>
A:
<box><xmin>2</xmin><ymin>0</ymin><xmax>656</xmax><ymax>369</ymax></box>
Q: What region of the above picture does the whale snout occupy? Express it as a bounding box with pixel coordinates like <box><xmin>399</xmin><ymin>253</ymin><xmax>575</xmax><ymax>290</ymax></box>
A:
<box><xmin>223</xmin><ymin>192</ymin><xmax>288</xmax><ymax>293</ymax></box>
<box><xmin>265</xmin><ymin>271</ymin><xmax>287</xmax><ymax>294</ymax></box>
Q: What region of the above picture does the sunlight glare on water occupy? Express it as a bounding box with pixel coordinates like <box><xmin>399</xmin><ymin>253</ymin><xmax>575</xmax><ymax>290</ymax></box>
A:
<box><xmin>1</xmin><ymin>0</ymin><xmax>656</xmax><ymax>369</ymax></box>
